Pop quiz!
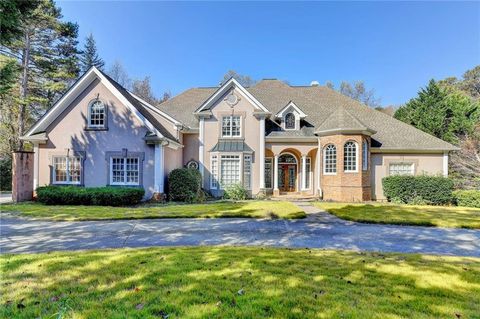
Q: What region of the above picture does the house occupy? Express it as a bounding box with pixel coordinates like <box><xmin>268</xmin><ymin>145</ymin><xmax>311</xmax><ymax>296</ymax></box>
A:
<box><xmin>21</xmin><ymin>67</ymin><xmax>457</xmax><ymax>201</ymax></box>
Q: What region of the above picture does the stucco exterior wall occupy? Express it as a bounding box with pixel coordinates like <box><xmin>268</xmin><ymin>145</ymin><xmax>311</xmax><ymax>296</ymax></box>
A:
<box><xmin>182</xmin><ymin>133</ymin><xmax>199</xmax><ymax>166</ymax></box>
<box><xmin>38</xmin><ymin>79</ymin><xmax>158</xmax><ymax>198</ymax></box>
<box><xmin>203</xmin><ymin>88</ymin><xmax>261</xmax><ymax>195</ymax></box>
<box><xmin>371</xmin><ymin>152</ymin><xmax>444</xmax><ymax>200</ymax></box>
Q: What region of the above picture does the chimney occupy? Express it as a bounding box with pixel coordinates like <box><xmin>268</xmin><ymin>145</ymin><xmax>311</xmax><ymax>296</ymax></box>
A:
<box><xmin>310</xmin><ymin>80</ymin><xmax>320</xmax><ymax>87</ymax></box>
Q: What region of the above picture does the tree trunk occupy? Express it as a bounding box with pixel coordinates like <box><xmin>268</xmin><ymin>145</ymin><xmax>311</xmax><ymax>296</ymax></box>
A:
<box><xmin>18</xmin><ymin>31</ymin><xmax>30</xmax><ymax>151</ymax></box>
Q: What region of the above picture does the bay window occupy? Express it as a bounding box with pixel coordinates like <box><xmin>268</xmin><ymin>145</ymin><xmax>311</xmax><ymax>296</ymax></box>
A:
<box><xmin>344</xmin><ymin>141</ymin><xmax>358</xmax><ymax>172</ymax></box>
<box><xmin>323</xmin><ymin>144</ymin><xmax>337</xmax><ymax>174</ymax></box>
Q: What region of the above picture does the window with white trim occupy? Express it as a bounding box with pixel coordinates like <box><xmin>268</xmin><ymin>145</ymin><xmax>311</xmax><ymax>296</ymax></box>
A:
<box><xmin>110</xmin><ymin>157</ymin><xmax>140</xmax><ymax>185</ymax></box>
<box><xmin>220</xmin><ymin>155</ymin><xmax>241</xmax><ymax>187</ymax></box>
<box><xmin>344</xmin><ymin>141</ymin><xmax>357</xmax><ymax>172</ymax></box>
<box><xmin>221</xmin><ymin>116</ymin><xmax>241</xmax><ymax>137</ymax></box>
<box><xmin>88</xmin><ymin>100</ymin><xmax>106</xmax><ymax>128</ymax></box>
<box><xmin>285</xmin><ymin>113</ymin><xmax>296</xmax><ymax>129</ymax></box>
<box><xmin>52</xmin><ymin>156</ymin><xmax>82</xmax><ymax>185</ymax></box>
<box><xmin>323</xmin><ymin>144</ymin><xmax>337</xmax><ymax>174</ymax></box>
<box><xmin>362</xmin><ymin>141</ymin><xmax>368</xmax><ymax>170</ymax></box>
<box><xmin>389</xmin><ymin>163</ymin><xmax>414</xmax><ymax>176</ymax></box>
<box><xmin>243</xmin><ymin>155</ymin><xmax>252</xmax><ymax>190</ymax></box>
<box><xmin>305</xmin><ymin>157</ymin><xmax>311</xmax><ymax>189</ymax></box>
<box><xmin>264</xmin><ymin>158</ymin><xmax>273</xmax><ymax>189</ymax></box>
<box><xmin>210</xmin><ymin>155</ymin><xmax>219</xmax><ymax>189</ymax></box>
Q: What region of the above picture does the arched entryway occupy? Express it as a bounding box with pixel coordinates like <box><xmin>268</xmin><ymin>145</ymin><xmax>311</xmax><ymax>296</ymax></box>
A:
<box><xmin>278</xmin><ymin>153</ymin><xmax>298</xmax><ymax>192</ymax></box>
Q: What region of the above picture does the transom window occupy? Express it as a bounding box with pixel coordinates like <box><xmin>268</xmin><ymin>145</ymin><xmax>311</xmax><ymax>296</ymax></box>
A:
<box><xmin>88</xmin><ymin>100</ymin><xmax>106</xmax><ymax>128</ymax></box>
<box><xmin>52</xmin><ymin>156</ymin><xmax>82</xmax><ymax>184</ymax></box>
<box><xmin>110</xmin><ymin>157</ymin><xmax>140</xmax><ymax>185</ymax></box>
<box><xmin>278</xmin><ymin>154</ymin><xmax>297</xmax><ymax>164</ymax></box>
<box><xmin>362</xmin><ymin>141</ymin><xmax>368</xmax><ymax>170</ymax></box>
<box><xmin>389</xmin><ymin>163</ymin><xmax>414</xmax><ymax>176</ymax></box>
<box><xmin>344</xmin><ymin>141</ymin><xmax>358</xmax><ymax>172</ymax></box>
<box><xmin>221</xmin><ymin>116</ymin><xmax>241</xmax><ymax>137</ymax></box>
<box><xmin>285</xmin><ymin>113</ymin><xmax>296</xmax><ymax>129</ymax></box>
<box><xmin>323</xmin><ymin>144</ymin><xmax>337</xmax><ymax>174</ymax></box>
<box><xmin>220</xmin><ymin>155</ymin><xmax>241</xmax><ymax>187</ymax></box>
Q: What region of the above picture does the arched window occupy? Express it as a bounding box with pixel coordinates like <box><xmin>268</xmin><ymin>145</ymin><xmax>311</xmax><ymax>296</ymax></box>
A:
<box><xmin>362</xmin><ymin>141</ymin><xmax>368</xmax><ymax>170</ymax></box>
<box><xmin>88</xmin><ymin>100</ymin><xmax>106</xmax><ymax>128</ymax></box>
<box><xmin>344</xmin><ymin>141</ymin><xmax>358</xmax><ymax>172</ymax></box>
<box><xmin>278</xmin><ymin>153</ymin><xmax>297</xmax><ymax>164</ymax></box>
<box><xmin>285</xmin><ymin>113</ymin><xmax>296</xmax><ymax>129</ymax></box>
<box><xmin>323</xmin><ymin>144</ymin><xmax>337</xmax><ymax>174</ymax></box>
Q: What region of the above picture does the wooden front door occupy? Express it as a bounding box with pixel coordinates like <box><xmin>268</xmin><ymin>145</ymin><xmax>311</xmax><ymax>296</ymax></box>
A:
<box><xmin>278</xmin><ymin>164</ymin><xmax>297</xmax><ymax>192</ymax></box>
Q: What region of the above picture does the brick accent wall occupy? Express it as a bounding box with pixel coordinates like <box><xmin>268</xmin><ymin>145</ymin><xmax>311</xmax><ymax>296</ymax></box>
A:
<box><xmin>12</xmin><ymin>151</ymin><xmax>34</xmax><ymax>202</ymax></box>
<box><xmin>320</xmin><ymin>134</ymin><xmax>371</xmax><ymax>202</ymax></box>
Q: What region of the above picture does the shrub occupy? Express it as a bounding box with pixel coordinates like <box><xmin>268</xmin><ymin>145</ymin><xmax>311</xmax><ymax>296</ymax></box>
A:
<box><xmin>0</xmin><ymin>156</ymin><xmax>12</xmax><ymax>191</ymax></box>
<box><xmin>453</xmin><ymin>190</ymin><xmax>480</xmax><ymax>208</ymax></box>
<box><xmin>36</xmin><ymin>186</ymin><xmax>144</xmax><ymax>206</ymax></box>
<box><xmin>223</xmin><ymin>183</ymin><xmax>249</xmax><ymax>200</ymax></box>
<box><xmin>382</xmin><ymin>175</ymin><xmax>454</xmax><ymax>205</ymax></box>
<box><xmin>168</xmin><ymin>168</ymin><xmax>202</xmax><ymax>202</ymax></box>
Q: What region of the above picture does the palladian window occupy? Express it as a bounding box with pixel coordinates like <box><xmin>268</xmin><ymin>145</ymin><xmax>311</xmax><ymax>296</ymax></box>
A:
<box><xmin>285</xmin><ymin>113</ymin><xmax>296</xmax><ymax>129</ymax></box>
<box><xmin>343</xmin><ymin>141</ymin><xmax>358</xmax><ymax>172</ymax></box>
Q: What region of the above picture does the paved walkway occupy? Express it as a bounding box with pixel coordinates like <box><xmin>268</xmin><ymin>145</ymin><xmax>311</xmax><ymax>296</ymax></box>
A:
<box><xmin>1</xmin><ymin>202</ymin><xmax>479</xmax><ymax>256</ymax></box>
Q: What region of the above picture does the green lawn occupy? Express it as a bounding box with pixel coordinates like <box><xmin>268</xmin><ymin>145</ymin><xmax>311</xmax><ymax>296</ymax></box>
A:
<box><xmin>314</xmin><ymin>202</ymin><xmax>480</xmax><ymax>229</ymax></box>
<box><xmin>1</xmin><ymin>247</ymin><xmax>479</xmax><ymax>318</ymax></box>
<box><xmin>0</xmin><ymin>201</ymin><xmax>305</xmax><ymax>221</ymax></box>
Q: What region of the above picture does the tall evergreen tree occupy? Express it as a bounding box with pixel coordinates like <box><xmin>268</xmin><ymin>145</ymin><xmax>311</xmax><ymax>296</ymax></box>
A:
<box><xmin>79</xmin><ymin>33</ymin><xmax>104</xmax><ymax>72</ymax></box>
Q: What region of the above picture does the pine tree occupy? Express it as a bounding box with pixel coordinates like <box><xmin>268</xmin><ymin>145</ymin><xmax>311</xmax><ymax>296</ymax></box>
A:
<box><xmin>79</xmin><ymin>33</ymin><xmax>104</xmax><ymax>72</ymax></box>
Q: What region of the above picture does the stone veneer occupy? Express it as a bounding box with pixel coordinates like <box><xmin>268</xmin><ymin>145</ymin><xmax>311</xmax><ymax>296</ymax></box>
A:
<box><xmin>320</xmin><ymin>134</ymin><xmax>371</xmax><ymax>202</ymax></box>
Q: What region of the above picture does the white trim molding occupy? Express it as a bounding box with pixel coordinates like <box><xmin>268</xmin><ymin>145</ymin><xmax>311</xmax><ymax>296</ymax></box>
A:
<box><xmin>443</xmin><ymin>151</ymin><xmax>449</xmax><ymax>177</ymax></box>
<box><xmin>199</xmin><ymin>117</ymin><xmax>205</xmax><ymax>180</ymax></box>
<box><xmin>33</xmin><ymin>143</ymin><xmax>39</xmax><ymax>191</ymax></box>
<box><xmin>259</xmin><ymin>116</ymin><xmax>266</xmax><ymax>189</ymax></box>
<box><xmin>154</xmin><ymin>144</ymin><xmax>165</xmax><ymax>193</ymax></box>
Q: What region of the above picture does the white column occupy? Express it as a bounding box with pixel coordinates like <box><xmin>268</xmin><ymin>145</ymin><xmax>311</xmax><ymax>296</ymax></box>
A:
<box><xmin>317</xmin><ymin>139</ymin><xmax>321</xmax><ymax>196</ymax></box>
<box><xmin>154</xmin><ymin>143</ymin><xmax>165</xmax><ymax>193</ymax></box>
<box><xmin>301</xmin><ymin>154</ymin><xmax>307</xmax><ymax>191</ymax></box>
<box><xmin>259</xmin><ymin>116</ymin><xmax>265</xmax><ymax>189</ymax></box>
<box><xmin>33</xmin><ymin>143</ymin><xmax>39</xmax><ymax>191</ymax></box>
<box><xmin>273</xmin><ymin>154</ymin><xmax>279</xmax><ymax>190</ymax></box>
<box><xmin>199</xmin><ymin>117</ymin><xmax>205</xmax><ymax>179</ymax></box>
<box><xmin>443</xmin><ymin>151</ymin><xmax>449</xmax><ymax>177</ymax></box>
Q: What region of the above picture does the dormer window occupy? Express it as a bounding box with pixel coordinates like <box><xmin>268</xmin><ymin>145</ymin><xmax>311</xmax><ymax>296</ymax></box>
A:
<box><xmin>285</xmin><ymin>113</ymin><xmax>296</xmax><ymax>130</ymax></box>
<box><xmin>88</xmin><ymin>100</ymin><xmax>106</xmax><ymax>129</ymax></box>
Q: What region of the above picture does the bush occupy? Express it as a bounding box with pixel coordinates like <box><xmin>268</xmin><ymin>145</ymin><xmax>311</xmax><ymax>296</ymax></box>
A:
<box><xmin>223</xmin><ymin>183</ymin><xmax>249</xmax><ymax>200</ymax></box>
<box><xmin>382</xmin><ymin>175</ymin><xmax>454</xmax><ymax>205</ymax></box>
<box><xmin>168</xmin><ymin>168</ymin><xmax>202</xmax><ymax>202</ymax></box>
<box><xmin>0</xmin><ymin>156</ymin><xmax>12</xmax><ymax>191</ymax></box>
<box><xmin>453</xmin><ymin>190</ymin><xmax>480</xmax><ymax>208</ymax></box>
<box><xmin>36</xmin><ymin>186</ymin><xmax>144</xmax><ymax>206</ymax></box>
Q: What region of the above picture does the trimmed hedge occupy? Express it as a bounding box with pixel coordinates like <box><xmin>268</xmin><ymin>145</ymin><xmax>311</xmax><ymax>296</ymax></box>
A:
<box><xmin>453</xmin><ymin>190</ymin><xmax>480</xmax><ymax>208</ymax></box>
<box><xmin>168</xmin><ymin>168</ymin><xmax>202</xmax><ymax>202</ymax></box>
<box><xmin>36</xmin><ymin>186</ymin><xmax>144</xmax><ymax>206</ymax></box>
<box><xmin>223</xmin><ymin>183</ymin><xmax>250</xmax><ymax>200</ymax></box>
<box><xmin>382</xmin><ymin>175</ymin><xmax>454</xmax><ymax>205</ymax></box>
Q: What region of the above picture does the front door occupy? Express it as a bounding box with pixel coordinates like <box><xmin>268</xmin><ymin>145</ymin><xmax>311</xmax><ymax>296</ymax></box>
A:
<box><xmin>278</xmin><ymin>164</ymin><xmax>296</xmax><ymax>192</ymax></box>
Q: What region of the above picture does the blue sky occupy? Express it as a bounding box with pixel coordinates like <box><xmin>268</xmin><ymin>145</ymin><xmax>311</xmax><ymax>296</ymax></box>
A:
<box><xmin>58</xmin><ymin>1</ymin><xmax>479</xmax><ymax>106</ymax></box>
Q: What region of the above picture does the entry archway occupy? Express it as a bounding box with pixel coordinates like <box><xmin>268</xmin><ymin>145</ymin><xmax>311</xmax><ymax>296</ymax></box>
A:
<box><xmin>278</xmin><ymin>152</ymin><xmax>298</xmax><ymax>192</ymax></box>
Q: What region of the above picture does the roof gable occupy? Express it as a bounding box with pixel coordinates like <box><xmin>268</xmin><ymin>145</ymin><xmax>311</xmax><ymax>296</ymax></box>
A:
<box><xmin>275</xmin><ymin>101</ymin><xmax>307</xmax><ymax>118</ymax></box>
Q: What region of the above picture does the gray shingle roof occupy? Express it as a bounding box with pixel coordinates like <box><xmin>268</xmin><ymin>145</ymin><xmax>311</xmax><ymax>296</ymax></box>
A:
<box><xmin>157</xmin><ymin>79</ymin><xmax>457</xmax><ymax>151</ymax></box>
<box><xmin>315</xmin><ymin>106</ymin><xmax>375</xmax><ymax>135</ymax></box>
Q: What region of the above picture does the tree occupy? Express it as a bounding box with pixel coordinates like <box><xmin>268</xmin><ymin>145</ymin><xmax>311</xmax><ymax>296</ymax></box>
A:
<box><xmin>132</xmin><ymin>76</ymin><xmax>158</xmax><ymax>105</ymax></box>
<box><xmin>338</xmin><ymin>81</ymin><xmax>381</xmax><ymax>107</ymax></box>
<box><xmin>79</xmin><ymin>33</ymin><xmax>104</xmax><ymax>72</ymax></box>
<box><xmin>0</xmin><ymin>0</ymin><xmax>80</xmax><ymax>151</ymax></box>
<box><xmin>220</xmin><ymin>70</ymin><xmax>256</xmax><ymax>87</ymax></box>
<box><xmin>0</xmin><ymin>0</ymin><xmax>39</xmax><ymax>44</ymax></box>
<box><xmin>107</xmin><ymin>60</ymin><xmax>131</xmax><ymax>89</ymax></box>
<box><xmin>439</xmin><ymin>65</ymin><xmax>480</xmax><ymax>99</ymax></box>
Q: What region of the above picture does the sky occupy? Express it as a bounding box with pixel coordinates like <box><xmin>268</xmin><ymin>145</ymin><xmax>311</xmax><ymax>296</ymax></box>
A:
<box><xmin>58</xmin><ymin>1</ymin><xmax>480</xmax><ymax>106</ymax></box>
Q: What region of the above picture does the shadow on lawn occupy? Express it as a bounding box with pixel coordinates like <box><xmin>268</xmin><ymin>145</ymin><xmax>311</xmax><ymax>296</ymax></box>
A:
<box><xmin>1</xmin><ymin>247</ymin><xmax>479</xmax><ymax>318</ymax></box>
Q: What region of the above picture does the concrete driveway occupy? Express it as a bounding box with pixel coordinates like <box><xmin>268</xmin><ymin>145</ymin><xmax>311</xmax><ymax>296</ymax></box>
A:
<box><xmin>1</xmin><ymin>202</ymin><xmax>479</xmax><ymax>256</ymax></box>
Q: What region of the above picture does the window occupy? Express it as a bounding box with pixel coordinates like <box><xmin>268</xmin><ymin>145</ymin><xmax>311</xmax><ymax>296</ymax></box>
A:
<box><xmin>243</xmin><ymin>155</ymin><xmax>252</xmax><ymax>190</ymax></box>
<box><xmin>389</xmin><ymin>163</ymin><xmax>414</xmax><ymax>176</ymax></box>
<box><xmin>362</xmin><ymin>141</ymin><xmax>368</xmax><ymax>170</ymax></box>
<box><xmin>285</xmin><ymin>113</ymin><xmax>296</xmax><ymax>129</ymax></box>
<box><xmin>210</xmin><ymin>155</ymin><xmax>218</xmax><ymax>189</ymax></box>
<box><xmin>278</xmin><ymin>154</ymin><xmax>297</xmax><ymax>164</ymax></box>
<box><xmin>53</xmin><ymin>156</ymin><xmax>82</xmax><ymax>184</ymax></box>
<box><xmin>110</xmin><ymin>157</ymin><xmax>140</xmax><ymax>185</ymax></box>
<box><xmin>323</xmin><ymin>144</ymin><xmax>337</xmax><ymax>174</ymax></box>
<box><xmin>88</xmin><ymin>100</ymin><xmax>106</xmax><ymax>128</ymax></box>
<box><xmin>221</xmin><ymin>116</ymin><xmax>241</xmax><ymax>137</ymax></box>
<box><xmin>220</xmin><ymin>155</ymin><xmax>240</xmax><ymax>187</ymax></box>
<box><xmin>305</xmin><ymin>157</ymin><xmax>311</xmax><ymax>189</ymax></box>
<box><xmin>344</xmin><ymin>141</ymin><xmax>358</xmax><ymax>172</ymax></box>
<box><xmin>264</xmin><ymin>158</ymin><xmax>273</xmax><ymax>188</ymax></box>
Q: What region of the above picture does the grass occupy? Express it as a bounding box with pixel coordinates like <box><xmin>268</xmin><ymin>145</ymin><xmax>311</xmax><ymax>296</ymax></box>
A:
<box><xmin>314</xmin><ymin>202</ymin><xmax>480</xmax><ymax>229</ymax></box>
<box><xmin>0</xmin><ymin>200</ymin><xmax>306</xmax><ymax>221</ymax></box>
<box><xmin>1</xmin><ymin>247</ymin><xmax>479</xmax><ymax>318</ymax></box>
